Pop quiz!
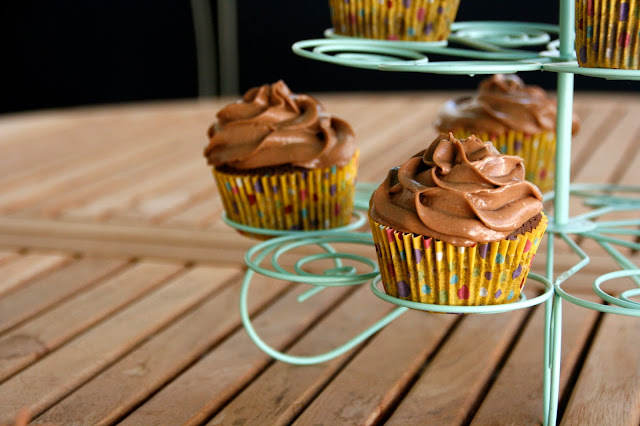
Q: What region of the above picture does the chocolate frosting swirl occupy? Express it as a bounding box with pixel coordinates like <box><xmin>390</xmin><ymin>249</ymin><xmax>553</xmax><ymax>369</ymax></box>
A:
<box><xmin>435</xmin><ymin>74</ymin><xmax>580</xmax><ymax>135</ymax></box>
<box><xmin>204</xmin><ymin>80</ymin><xmax>356</xmax><ymax>170</ymax></box>
<box><xmin>369</xmin><ymin>133</ymin><xmax>544</xmax><ymax>246</ymax></box>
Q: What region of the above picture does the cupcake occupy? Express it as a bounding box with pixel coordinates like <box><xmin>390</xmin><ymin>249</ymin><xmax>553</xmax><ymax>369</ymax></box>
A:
<box><xmin>576</xmin><ymin>0</ymin><xmax>639</xmax><ymax>69</ymax></box>
<box><xmin>328</xmin><ymin>0</ymin><xmax>460</xmax><ymax>42</ymax></box>
<box><xmin>435</xmin><ymin>74</ymin><xmax>580</xmax><ymax>193</ymax></box>
<box><xmin>204</xmin><ymin>80</ymin><xmax>359</xmax><ymax>238</ymax></box>
<box><xmin>369</xmin><ymin>133</ymin><xmax>548</xmax><ymax>307</ymax></box>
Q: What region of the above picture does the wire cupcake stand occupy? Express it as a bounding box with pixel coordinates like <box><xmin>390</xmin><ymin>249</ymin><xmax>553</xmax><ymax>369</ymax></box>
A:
<box><xmin>226</xmin><ymin>1</ymin><xmax>640</xmax><ymax>424</ymax></box>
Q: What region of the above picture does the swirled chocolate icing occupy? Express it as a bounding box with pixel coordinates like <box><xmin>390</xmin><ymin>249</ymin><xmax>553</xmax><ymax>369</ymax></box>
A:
<box><xmin>369</xmin><ymin>133</ymin><xmax>544</xmax><ymax>246</ymax></box>
<box><xmin>204</xmin><ymin>80</ymin><xmax>356</xmax><ymax>170</ymax></box>
<box><xmin>435</xmin><ymin>74</ymin><xmax>580</xmax><ymax>135</ymax></box>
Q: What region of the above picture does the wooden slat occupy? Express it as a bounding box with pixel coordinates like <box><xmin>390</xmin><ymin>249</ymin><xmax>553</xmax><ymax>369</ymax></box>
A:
<box><xmin>0</xmin><ymin>230</ymin><xmax>252</xmax><ymax>266</ymax></box>
<box><xmin>0</xmin><ymin>118</ymin><xmax>121</xmax><ymax>177</ymax></box>
<box><xmin>107</xmin><ymin>183</ymin><xmax>216</xmax><ymax>225</ymax></box>
<box><xmin>0</xmin><ymin>264</ymin><xmax>241</xmax><ymax>423</ymax></box>
<box><xmin>569</xmin><ymin>92</ymin><xmax>640</xmax><ymax>107</ymax></box>
<box><xmin>573</xmin><ymin>109</ymin><xmax>640</xmax><ymax>184</ymax></box>
<box><xmin>0</xmin><ymin>256</ymin><xmax>129</xmax><ymax>335</ymax></box>
<box><xmin>1</xmin><ymin>114</ymin><xmax>208</xmax><ymax>215</ymax></box>
<box><xmin>0</xmin><ymin>252</ymin><xmax>70</xmax><ymax>298</ymax></box>
<box><xmin>619</xmin><ymin>137</ymin><xmax>640</xmax><ymax>185</ymax></box>
<box><xmin>373</xmin><ymin>309</ymin><xmax>526</xmax><ymax>425</ymax></box>
<box><xmin>25</xmin><ymin>148</ymin><xmax>199</xmax><ymax>217</ymax></box>
<box><xmin>0</xmin><ymin>216</ymin><xmax>254</xmax><ymax>264</ymax></box>
<box><xmin>557</xmin><ymin>108</ymin><xmax>637</xmax><ymax>229</ymax></box>
<box><xmin>164</xmin><ymin>194</ymin><xmax>224</xmax><ymax>228</ymax></box>
<box><xmin>569</xmin><ymin>108</ymin><xmax>622</xmax><ymax>178</ymax></box>
<box><xmin>339</xmin><ymin>95</ymin><xmax>426</xmax><ymax>135</ymax></box>
<box><xmin>0</xmin><ymin>114</ymin><xmax>76</xmax><ymax>146</ymax></box>
<box><xmin>99</xmin><ymin>165</ymin><xmax>217</xmax><ymax>223</ymax></box>
<box><xmin>209</xmin><ymin>279</ymin><xmax>397</xmax><ymax>426</ymax></box>
<box><xmin>568</xmin><ymin>105</ymin><xmax>640</xmax><ymax>256</ymax></box>
<box><xmin>42</xmin><ymin>151</ymin><xmax>202</xmax><ymax>219</ymax></box>
<box><xmin>36</xmin><ymin>272</ymin><xmax>288</xmax><ymax>425</ymax></box>
<box><xmin>0</xmin><ymin>261</ymin><xmax>184</xmax><ymax>382</ymax></box>
<box><xmin>561</xmin><ymin>313</ymin><xmax>640</xmax><ymax>425</ymax></box>
<box><xmin>0</xmin><ymin>115</ymin><xmax>187</xmax><ymax>199</ymax></box>
<box><xmin>0</xmin><ymin>249</ymin><xmax>19</xmax><ymax>266</ymax></box>
<box><xmin>119</xmin><ymin>283</ymin><xmax>355</xmax><ymax>425</ymax></box>
<box><xmin>0</xmin><ymin>216</ymin><xmax>367</xmax><ymax>266</ymax></box>
<box><xmin>60</xmin><ymin>159</ymin><xmax>207</xmax><ymax>221</ymax></box>
<box><xmin>293</xmin><ymin>310</ymin><xmax>458</xmax><ymax>425</ymax></box>
<box><xmin>471</xmin><ymin>294</ymin><xmax>601</xmax><ymax>424</ymax></box>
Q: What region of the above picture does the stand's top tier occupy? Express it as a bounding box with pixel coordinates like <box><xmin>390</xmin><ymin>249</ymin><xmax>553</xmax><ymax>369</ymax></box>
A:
<box><xmin>293</xmin><ymin>21</ymin><xmax>640</xmax><ymax>80</ymax></box>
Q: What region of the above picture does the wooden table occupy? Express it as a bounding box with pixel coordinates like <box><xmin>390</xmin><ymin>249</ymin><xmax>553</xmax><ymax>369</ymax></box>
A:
<box><xmin>0</xmin><ymin>92</ymin><xmax>639</xmax><ymax>425</ymax></box>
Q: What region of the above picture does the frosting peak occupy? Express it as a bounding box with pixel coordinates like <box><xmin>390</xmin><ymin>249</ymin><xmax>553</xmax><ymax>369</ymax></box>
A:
<box><xmin>204</xmin><ymin>80</ymin><xmax>356</xmax><ymax>170</ymax></box>
<box><xmin>436</xmin><ymin>74</ymin><xmax>580</xmax><ymax>135</ymax></box>
<box><xmin>369</xmin><ymin>133</ymin><xmax>544</xmax><ymax>246</ymax></box>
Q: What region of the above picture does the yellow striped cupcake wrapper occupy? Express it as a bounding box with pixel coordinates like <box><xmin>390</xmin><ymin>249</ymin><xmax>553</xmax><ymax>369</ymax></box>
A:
<box><xmin>450</xmin><ymin>129</ymin><xmax>556</xmax><ymax>194</ymax></box>
<box><xmin>214</xmin><ymin>151</ymin><xmax>359</xmax><ymax>239</ymax></box>
<box><xmin>328</xmin><ymin>0</ymin><xmax>460</xmax><ymax>42</ymax></box>
<box><xmin>576</xmin><ymin>0</ymin><xmax>640</xmax><ymax>69</ymax></box>
<box><xmin>369</xmin><ymin>213</ymin><xmax>548</xmax><ymax>307</ymax></box>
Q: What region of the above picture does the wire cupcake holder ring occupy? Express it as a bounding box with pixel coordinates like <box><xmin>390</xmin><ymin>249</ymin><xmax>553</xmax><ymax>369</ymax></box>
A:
<box><xmin>229</xmin><ymin>1</ymin><xmax>639</xmax><ymax>424</ymax></box>
<box><xmin>231</xmin><ymin>202</ymin><xmax>555</xmax><ymax>365</ymax></box>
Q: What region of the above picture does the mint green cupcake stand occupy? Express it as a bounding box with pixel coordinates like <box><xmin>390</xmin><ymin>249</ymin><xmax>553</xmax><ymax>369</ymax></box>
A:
<box><xmin>227</xmin><ymin>1</ymin><xmax>640</xmax><ymax>424</ymax></box>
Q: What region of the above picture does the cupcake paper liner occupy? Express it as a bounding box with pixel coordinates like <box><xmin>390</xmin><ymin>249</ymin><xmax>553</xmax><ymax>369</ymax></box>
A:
<box><xmin>369</xmin><ymin>213</ymin><xmax>548</xmax><ymax>307</ymax></box>
<box><xmin>449</xmin><ymin>129</ymin><xmax>556</xmax><ymax>193</ymax></box>
<box><xmin>213</xmin><ymin>151</ymin><xmax>359</xmax><ymax>239</ymax></box>
<box><xmin>575</xmin><ymin>0</ymin><xmax>640</xmax><ymax>69</ymax></box>
<box><xmin>328</xmin><ymin>0</ymin><xmax>460</xmax><ymax>42</ymax></box>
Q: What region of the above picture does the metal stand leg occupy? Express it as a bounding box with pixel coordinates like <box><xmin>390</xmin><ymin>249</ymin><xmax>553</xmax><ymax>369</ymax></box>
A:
<box><xmin>547</xmin><ymin>294</ymin><xmax>563</xmax><ymax>426</ymax></box>
<box><xmin>239</xmin><ymin>268</ymin><xmax>408</xmax><ymax>365</ymax></box>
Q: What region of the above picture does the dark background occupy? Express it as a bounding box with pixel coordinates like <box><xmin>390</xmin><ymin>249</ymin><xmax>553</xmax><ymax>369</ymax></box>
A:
<box><xmin>2</xmin><ymin>0</ymin><xmax>638</xmax><ymax>114</ymax></box>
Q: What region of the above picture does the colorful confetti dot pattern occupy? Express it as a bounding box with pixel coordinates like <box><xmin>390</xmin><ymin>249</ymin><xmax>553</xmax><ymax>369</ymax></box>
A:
<box><xmin>448</xmin><ymin>129</ymin><xmax>556</xmax><ymax>194</ymax></box>
<box><xmin>370</xmin><ymin>213</ymin><xmax>548</xmax><ymax>306</ymax></box>
<box><xmin>328</xmin><ymin>0</ymin><xmax>460</xmax><ymax>42</ymax></box>
<box><xmin>213</xmin><ymin>151</ymin><xmax>359</xmax><ymax>239</ymax></box>
<box><xmin>575</xmin><ymin>0</ymin><xmax>640</xmax><ymax>69</ymax></box>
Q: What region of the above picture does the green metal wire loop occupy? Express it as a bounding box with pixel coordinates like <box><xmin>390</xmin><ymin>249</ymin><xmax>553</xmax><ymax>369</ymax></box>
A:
<box><xmin>244</xmin><ymin>232</ymin><xmax>379</xmax><ymax>286</ymax></box>
<box><xmin>554</xmin><ymin>270</ymin><xmax>640</xmax><ymax>317</ymax></box>
<box><xmin>239</xmin><ymin>265</ymin><xmax>409</xmax><ymax>365</ymax></box>
<box><xmin>543</xmin><ymin>61</ymin><xmax>640</xmax><ymax>80</ymax></box>
<box><xmin>237</xmin><ymin>229</ymin><xmax>553</xmax><ymax>365</ymax></box>
<box><xmin>292</xmin><ymin>22</ymin><xmax>562</xmax><ymax>75</ymax></box>
<box><xmin>370</xmin><ymin>273</ymin><xmax>553</xmax><ymax>314</ymax></box>
<box><xmin>292</xmin><ymin>39</ymin><xmax>428</xmax><ymax>71</ymax></box>
<box><xmin>592</xmin><ymin>270</ymin><xmax>640</xmax><ymax>311</ymax></box>
<box><xmin>238</xmin><ymin>230</ymin><xmax>407</xmax><ymax>365</ymax></box>
<box><xmin>542</xmin><ymin>183</ymin><xmax>640</xmax><ymax>316</ymax></box>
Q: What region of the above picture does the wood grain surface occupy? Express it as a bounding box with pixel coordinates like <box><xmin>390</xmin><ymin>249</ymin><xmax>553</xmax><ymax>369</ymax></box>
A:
<box><xmin>0</xmin><ymin>92</ymin><xmax>638</xmax><ymax>425</ymax></box>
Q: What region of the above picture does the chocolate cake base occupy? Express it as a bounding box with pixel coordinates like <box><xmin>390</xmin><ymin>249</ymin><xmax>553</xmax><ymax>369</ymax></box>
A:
<box><xmin>506</xmin><ymin>213</ymin><xmax>543</xmax><ymax>240</ymax></box>
<box><xmin>214</xmin><ymin>164</ymin><xmax>311</xmax><ymax>176</ymax></box>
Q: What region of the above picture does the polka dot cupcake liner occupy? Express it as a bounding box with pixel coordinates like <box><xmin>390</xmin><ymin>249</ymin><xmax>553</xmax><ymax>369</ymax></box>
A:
<box><xmin>369</xmin><ymin>213</ymin><xmax>548</xmax><ymax>307</ymax></box>
<box><xmin>328</xmin><ymin>0</ymin><xmax>460</xmax><ymax>42</ymax></box>
<box><xmin>575</xmin><ymin>0</ymin><xmax>640</xmax><ymax>69</ymax></box>
<box><xmin>449</xmin><ymin>129</ymin><xmax>556</xmax><ymax>193</ymax></box>
<box><xmin>213</xmin><ymin>151</ymin><xmax>359</xmax><ymax>239</ymax></box>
